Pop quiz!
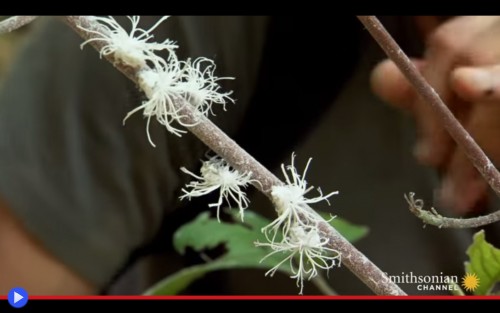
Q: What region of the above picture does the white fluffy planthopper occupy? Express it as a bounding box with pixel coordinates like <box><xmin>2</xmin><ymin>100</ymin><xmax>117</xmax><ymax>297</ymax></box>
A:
<box><xmin>79</xmin><ymin>16</ymin><xmax>235</xmax><ymax>146</ymax></box>
<box><xmin>180</xmin><ymin>155</ymin><xmax>257</xmax><ymax>222</ymax></box>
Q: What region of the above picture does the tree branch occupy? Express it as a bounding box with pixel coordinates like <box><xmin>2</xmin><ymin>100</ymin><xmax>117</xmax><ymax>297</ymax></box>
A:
<box><xmin>405</xmin><ymin>192</ymin><xmax>500</xmax><ymax>228</ymax></box>
<box><xmin>358</xmin><ymin>15</ymin><xmax>500</xmax><ymax>228</ymax></box>
<box><xmin>62</xmin><ymin>15</ymin><xmax>406</xmax><ymax>295</ymax></box>
<box><xmin>0</xmin><ymin>16</ymin><xmax>37</xmax><ymax>34</ymax></box>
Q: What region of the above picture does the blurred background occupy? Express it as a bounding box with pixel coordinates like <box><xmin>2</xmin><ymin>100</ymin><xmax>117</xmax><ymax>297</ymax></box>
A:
<box><xmin>0</xmin><ymin>17</ymin><xmax>30</xmax><ymax>81</ymax></box>
<box><xmin>0</xmin><ymin>16</ymin><xmax>497</xmax><ymax>296</ymax></box>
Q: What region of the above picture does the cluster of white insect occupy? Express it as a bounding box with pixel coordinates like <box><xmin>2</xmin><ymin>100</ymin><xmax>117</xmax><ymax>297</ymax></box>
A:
<box><xmin>79</xmin><ymin>16</ymin><xmax>234</xmax><ymax>146</ymax></box>
<box><xmin>79</xmin><ymin>16</ymin><xmax>177</xmax><ymax>68</ymax></box>
<box><xmin>257</xmin><ymin>153</ymin><xmax>341</xmax><ymax>294</ymax></box>
<box><xmin>180</xmin><ymin>152</ymin><xmax>341</xmax><ymax>294</ymax></box>
<box><xmin>255</xmin><ymin>225</ymin><xmax>341</xmax><ymax>294</ymax></box>
<box><xmin>180</xmin><ymin>155</ymin><xmax>256</xmax><ymax>222</ymax></box>
<box><xmin>80</xmin><ymin>16</ymin><xmax>341</xmax><ymax>294</ymax></box>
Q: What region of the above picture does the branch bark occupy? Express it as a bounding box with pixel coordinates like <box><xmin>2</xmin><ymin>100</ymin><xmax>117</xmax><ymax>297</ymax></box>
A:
<box><xmin>0</xmin><ymin>16</ymin><xmax>37</xmax><ymax>34</ymax></box>
<box><xmin>405</xmin><ymin>192</ymin><xmax>500</xmax><ymax>228</ymax></box>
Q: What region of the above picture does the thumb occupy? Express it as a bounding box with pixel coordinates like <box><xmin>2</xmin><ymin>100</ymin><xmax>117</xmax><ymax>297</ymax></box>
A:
<box><xmin>451</xmin><ymin>65</ymin><xmax>500</xmax><ymax>102</ymax></box>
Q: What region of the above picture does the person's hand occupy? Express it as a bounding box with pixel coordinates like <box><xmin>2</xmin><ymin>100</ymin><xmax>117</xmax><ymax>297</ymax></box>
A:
<box><xmin>371</xmin><ymin>16</ymin><xmax>500</xmax><ymax>215</ymax></box>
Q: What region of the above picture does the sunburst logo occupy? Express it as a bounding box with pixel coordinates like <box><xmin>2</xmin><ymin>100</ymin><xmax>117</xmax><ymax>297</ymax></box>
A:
<box><xmin>461</xmin><ymin>272</ymin><xmax>480</xmax><ymax>292</ymax></box>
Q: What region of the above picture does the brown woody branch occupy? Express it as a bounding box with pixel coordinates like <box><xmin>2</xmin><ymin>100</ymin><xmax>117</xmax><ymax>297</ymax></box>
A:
<box><xmin>0</xmin><ymin>16</ymin><xmax>37</xmax><ymax>34</ymax></box>
<box><xmin>62</xmin><ymin>15</ymin><xmax>406</xmax><ymax>295</ymax></box>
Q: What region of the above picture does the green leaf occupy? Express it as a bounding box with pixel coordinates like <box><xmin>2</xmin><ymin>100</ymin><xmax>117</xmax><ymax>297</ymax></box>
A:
<box><xmin>318</xmin><ymin>212</ymin><xmax>369</xmax><ymax>243</ymax></box>
<box><xmin>145</xmin><ymin>209</ymin><xmax>368</xmax><ymax>295</ymax></box>
<box><xmin>144</xmin><ymin>262</ymin><xmax>219</xmax><ymax>295</ymax></box>
<box><xmin>173</xmin><ymin>210</ymin><xmax>290</xmax><ymax>269</ymax></box>
<box><xmin>146</xmin><ymin>210</ymin><xmax>292</xmax><ymax>295</ymax></box>
<box><xmin>464</xmin><ymin>230</ymin><xmax>500</xmax><ymax>295</ymax></box>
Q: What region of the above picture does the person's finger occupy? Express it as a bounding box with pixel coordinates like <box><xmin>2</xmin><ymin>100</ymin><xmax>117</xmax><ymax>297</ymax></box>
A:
<box><xmin>412</xmin><ymin>16</ymin><xmax>499</xmax><ymax>167</ymax></box>
<box><xmin>438</xmin><ymin>102</ymin><xmax>500</xmax><ymax>214</ymax></box>
<box><xmin>370</xmin><ymin>58</ymin><xmax>425</xmax><ymax>112</ymax></box>
<box><xmin>451</xmin><ymin>65</ymin><xmax>500</xmax><ymax>102</ymax></box>
<box><xmin>438</xmin><ymin>149</ymin><xmax>489</xmax><ymax>215</ymax></box>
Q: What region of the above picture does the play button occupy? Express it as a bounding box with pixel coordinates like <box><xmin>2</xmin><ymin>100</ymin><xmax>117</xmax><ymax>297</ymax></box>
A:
<box><xmin>14</xmin><ymin>292</ymin><xmax>23</xmax><ymax>303</ymax></box>
<box><xmin>8</xmin><ymin>287</ymin><xmax>28</xmax><ymax>308</ymax></box>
